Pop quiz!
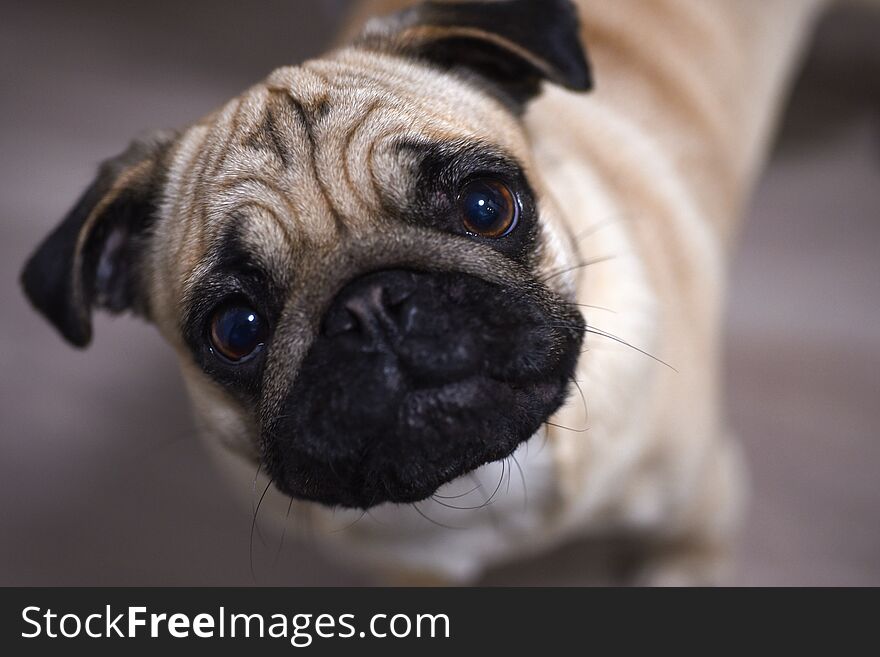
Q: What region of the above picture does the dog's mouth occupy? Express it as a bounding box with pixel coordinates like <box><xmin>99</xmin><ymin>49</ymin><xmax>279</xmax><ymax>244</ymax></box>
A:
<box><xmin>262</xmin><ymin>269</ymin><xmax>583</xmax><ymax>509</ymax></box>
<box><xmin>268</xmin><ymin>376</ymin><xmax>569</xmax><ymax>508</ymax></box>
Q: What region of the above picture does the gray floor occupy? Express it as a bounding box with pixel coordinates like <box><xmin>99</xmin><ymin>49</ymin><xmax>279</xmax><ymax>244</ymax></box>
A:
<box><xmin>0</xmin><ymin>2</ymin><xmax>877</xmax><ymax>585</ymax></box>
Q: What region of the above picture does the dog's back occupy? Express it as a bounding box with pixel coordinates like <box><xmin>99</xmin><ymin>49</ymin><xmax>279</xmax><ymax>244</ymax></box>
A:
<box><xmin>526</xmin><ymin>0</ymin><xmax>826</xmax><ymax>581</ymax></box>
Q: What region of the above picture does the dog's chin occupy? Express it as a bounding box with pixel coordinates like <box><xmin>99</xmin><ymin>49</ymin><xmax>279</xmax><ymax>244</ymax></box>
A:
<box><xmin>262</xmin><ymin>269</ymin><xmax>584</xmax><ymax>510</ymax></box>
<box><xmin>267</xmin><ymin>376</ymin><xmax>570</xmax><ymax>509</ymax></box>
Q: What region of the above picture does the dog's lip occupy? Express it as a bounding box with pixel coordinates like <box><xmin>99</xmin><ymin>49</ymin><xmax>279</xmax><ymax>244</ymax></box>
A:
<box><xmin>406</xmin><ymin>372</ymin><xmax>486</xmax><ymax>392</ymax></box>
<box><xmin>398</xmin><ymin>374</ymin><xmax>518</xmax><ymax>411</ymax></box>
<box><xmin>267</xmin><ymin>374</ymin><xmax>567</xmax><ymax>508</ymax></box>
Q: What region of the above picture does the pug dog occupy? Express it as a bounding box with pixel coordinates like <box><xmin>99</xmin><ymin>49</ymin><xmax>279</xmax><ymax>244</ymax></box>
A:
<box><xmin>21</xmin><ymin>0</ymin><xmax>832</xmax><ymax>584</ymax></box>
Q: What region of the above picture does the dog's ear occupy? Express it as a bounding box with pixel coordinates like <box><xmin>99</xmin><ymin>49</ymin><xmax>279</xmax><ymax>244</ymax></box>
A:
<box><xmin>20</xmin><ymin>131</ymin><xmax>176</xmax><ymax>347</ymax></box>
<box><xmin>357</xmin><ymin>0</ymin><xmax>592</xmax><ymax>105</ymax></box>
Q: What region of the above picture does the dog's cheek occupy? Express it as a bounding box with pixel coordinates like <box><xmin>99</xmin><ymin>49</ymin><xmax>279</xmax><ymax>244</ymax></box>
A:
<box><xmin>494</xmin><ymin>333</ymin><xmax>557</xmax><ymax>380</ymax></box>
<box><xmin>137</xmin><ymin>254</ymin><xmax>183</xmax><ymax>352</ymax></box>
<box><xmin>534</xmin><ymin>193</ymin><xmax>583</xmax><ymax>298</ymax></box>
<box><xmin>178</xmin><ymin>359</ymin><xmax>261</xmax><ymax>462</ymax></box>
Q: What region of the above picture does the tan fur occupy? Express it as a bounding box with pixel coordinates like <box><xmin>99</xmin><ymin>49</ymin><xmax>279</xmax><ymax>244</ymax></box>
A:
<box><xmin>138</xmin><ymin>1</ymin><xmax>826</xmax><ymax>583</ymax></box>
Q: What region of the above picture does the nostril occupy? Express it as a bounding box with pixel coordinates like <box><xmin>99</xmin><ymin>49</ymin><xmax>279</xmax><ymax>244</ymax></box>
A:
<box><xmin>394</xmin><ymin>295</ymin><xmax>419</xmax><ymax>334</ymax></box>
<box><xmin>344</xmin><ymin>295</ymin><xmax>382</xmax><ymax>335</ymax></box>
<box><xmin>321</xmin><ymin>304</ymin><xmax>357</xmax><ymax>337</ymax></box>
<box><xmin>385</xmin><ymin>279</ymin><xmax>415</xmax><ymax>307</ymax></box>
<box><xmin>322</xmin><ymin>271</ymin><xmax>421</xmax><ymax>341</ymax></box>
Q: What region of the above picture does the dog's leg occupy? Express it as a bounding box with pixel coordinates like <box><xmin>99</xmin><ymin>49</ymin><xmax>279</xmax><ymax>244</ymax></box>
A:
<box><xmin>632</xmin><ymin>436</ymin><xmax>748</xmax><ymax>586</ymax></box>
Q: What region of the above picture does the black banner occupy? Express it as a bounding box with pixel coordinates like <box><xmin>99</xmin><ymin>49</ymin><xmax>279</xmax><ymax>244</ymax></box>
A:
<box><xmin>1</xmin><ymin>587</ymin><xmax>874</xmax><ymax>654</ymax></box>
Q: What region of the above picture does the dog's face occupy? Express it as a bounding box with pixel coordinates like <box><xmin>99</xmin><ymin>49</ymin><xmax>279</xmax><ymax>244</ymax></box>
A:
<box><xmin>21</xmin><ymin>0</ymin><xmax>592</xmax><ymax>509</ymax></box>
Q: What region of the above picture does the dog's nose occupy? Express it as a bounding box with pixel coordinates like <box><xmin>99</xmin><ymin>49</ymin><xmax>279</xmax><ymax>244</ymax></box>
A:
<box><xmin>322</xmin><ymin>270</ymin><xmax>417</xmax><ymax>341</ymax></box>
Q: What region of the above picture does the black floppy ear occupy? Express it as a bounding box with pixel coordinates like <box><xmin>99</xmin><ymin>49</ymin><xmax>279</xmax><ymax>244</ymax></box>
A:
<box><xmin>20</xmin><ymin>131</ymin><xmax>175</xmax><ymax>347</ymax></box>
<box><xmin>358</xmin><ymin>0</ymin><xmax>592</xmax><ymax>105</ymax></box>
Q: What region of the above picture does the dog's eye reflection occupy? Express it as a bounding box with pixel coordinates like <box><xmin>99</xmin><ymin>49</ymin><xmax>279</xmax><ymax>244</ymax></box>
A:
<box><xmin>458</xmin><ymin>178</ymin><xmax>519</xmax><ymax>238</ymax></box>
<box><xmin>209</xmin><ymin>302</ymin><xmax>267</xmax><ymax>363</ymax></box>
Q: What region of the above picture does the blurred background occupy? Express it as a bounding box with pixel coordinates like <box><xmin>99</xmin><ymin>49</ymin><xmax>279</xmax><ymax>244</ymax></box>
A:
<box><xmin>0</xmin><ymin>1</ymin><xmax>877</xmax><ymax>585</ymax></box>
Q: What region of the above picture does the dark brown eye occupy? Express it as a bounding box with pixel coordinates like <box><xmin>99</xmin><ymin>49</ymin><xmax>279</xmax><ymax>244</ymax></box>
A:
<box><xmin>209</xmin><ymin>302</ymin><xmax>267</xmax><ymax>363</ymax></box>
<box><xmin>458</xmin><ymin>178</ymin><xmax>519</xmax><ymax>238</ymax></box>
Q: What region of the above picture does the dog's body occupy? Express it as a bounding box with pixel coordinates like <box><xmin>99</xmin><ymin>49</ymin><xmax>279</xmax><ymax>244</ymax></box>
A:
<box><xmin>22</xmin><ymin>0</ymin><xmax>830</xmax><ymax>583</ymax></box>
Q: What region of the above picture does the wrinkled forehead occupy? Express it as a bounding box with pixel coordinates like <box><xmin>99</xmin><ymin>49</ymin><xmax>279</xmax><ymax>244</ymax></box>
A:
<box><xmin>163</xmin><ymin>51</ymin><xmax>528</xmax><ymax>290</ymax></box>
<box><xmin>273</xmin><ymin>48</ymin><xmax>529</xmax><ymax>163</ymax></box>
